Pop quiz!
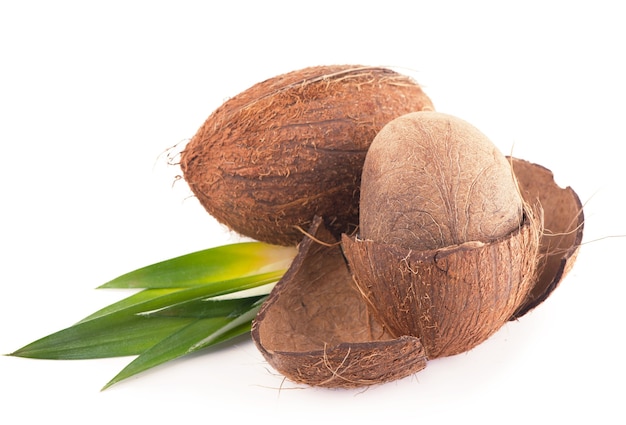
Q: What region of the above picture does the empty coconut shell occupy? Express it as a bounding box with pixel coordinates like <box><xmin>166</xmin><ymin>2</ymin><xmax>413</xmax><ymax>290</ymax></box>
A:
<box><xmin>342</xmin><ymin>214</ymin><xmax>539</xmax><ymax>359</ymax></box>
<box><xmin>251</xmin><ymin>216</ymin><xmax>427</xmax><ymax>388</ymax></box>
<box><xmin>180</xmin><ymin>65</ymin><xmax>434</xmax><ymax>246</ymax></box>
<box><xmin>343</xmin><ymin>212</ymin><xmax>537</xmax><ymax>359</ymax></box>
<box><xmin>509</xmin><ymin>158</ymin><xmax>584</xmax><ymax>319</ymax></box>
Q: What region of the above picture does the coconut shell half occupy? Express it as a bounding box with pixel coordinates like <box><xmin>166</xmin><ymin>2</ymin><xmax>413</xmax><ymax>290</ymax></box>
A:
<box><xmin>342</xmin><ymin>212</ymin><xmax>540</xmax><ymax>359</ymax></box>
<box><xmin>509</xmin><ymin>158</ymin><xmax>584</xmax><ymax>319</ymax></box>
<box><xmin>251</xmin><ymin>216</ymin><xmax>427</xmax><ymax>388</ymax></box>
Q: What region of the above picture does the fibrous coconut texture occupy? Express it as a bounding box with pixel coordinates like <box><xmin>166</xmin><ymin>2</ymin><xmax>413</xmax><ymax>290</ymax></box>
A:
<box><xmin>359</xmin><ymin>111</ymin><xmax>524</xmax><ymax>250</ymax></box>
<box><xmin>343</xmin><ymin>111</ymin><xmax>540</xmax><ymax>358</ymax></box>
<box><xmin>180</xmin><ymin>65</ymin><xmax>434</xmax><ymax>246</ymax></box>
<box><xmin>253</xmin><ymin>111</ymin><xmax>583</xmax><ymax>388</ymax></box>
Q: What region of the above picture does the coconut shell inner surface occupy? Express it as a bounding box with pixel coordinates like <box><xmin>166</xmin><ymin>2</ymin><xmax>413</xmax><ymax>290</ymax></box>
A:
<box><xmin>509</xmin><ymin>158</ymin><xmax>584</xmax><ymax>319</ymax></box>
<box><xmin>252</xmin><ymin>216</ymin><xmax>427</xmax><ymax>388</ymax></box>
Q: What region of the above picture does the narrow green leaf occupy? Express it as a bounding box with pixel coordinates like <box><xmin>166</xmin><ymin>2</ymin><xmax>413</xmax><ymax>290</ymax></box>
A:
<box><xmin>145</xmin><ymin>295</ymin><xmax>266</xmax><ymax>318</ymax></box>
<box><xmin>79</xmin><ymin>288</ymin><xmax>180</xmax><ymax>323</ymax></box>
<box><xmin>81</xmin><ymin>270</ymin><xmax>281</xmax><ymax>323</ymax></box>
<box><xmin>101</xmin><ymin>300</ymin><xmax>263</xmax><ymax>390</ymax></box>
<box><xmin>99</xmin><ymin>242</ymin><xmax>295</xmax><ymax>289</ymax></box>
<box><xmin>186</xmin><ymin>297</ymin><xmax>266</xmax><ymax>352</ymax></box>
<box><xmin>10</xmin><ymin>314</ymin><xmax>196</xmax><ymax>359</ymax></box>
<box><xmin>10</xmin><ymin>272</ymin><xmax>282</xmax><ymax>359</ymax></box>
<box><xmin>101</xmin><ymin>318</ymin><xmax>228</xmax><ymax>389</ymax></box>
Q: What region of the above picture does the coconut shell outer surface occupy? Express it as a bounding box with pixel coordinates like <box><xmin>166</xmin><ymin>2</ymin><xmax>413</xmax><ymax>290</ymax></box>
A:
<box><xmin>359</xmin><ymin>111</ymin><xmax>524</xmax><ymax>251</ymax></box>
<box><xmin>509</xmin><ymin>158</ymin><xmax>584</xmax><ymax>319</ymax></box>
<box><xmin>180</xmin><ymin>65</ymin><xmax>434</xmax><ymax>246</ymax></box>
<box><xmin>251</xmin><ymin>216</ymin><xmax>427</xmax><ymax>388</ymax></box>
<box><xmin>342</xmin><ymin>214</ymin><xmax>540</xmax><ymax>359</ymax></box>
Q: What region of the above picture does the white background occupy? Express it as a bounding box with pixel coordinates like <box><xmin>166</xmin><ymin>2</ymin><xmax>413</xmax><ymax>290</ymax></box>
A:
<box><xmin>1</xmin><ymin>1</ymin><xmax>625</xmax><ymax>423</ymax></box>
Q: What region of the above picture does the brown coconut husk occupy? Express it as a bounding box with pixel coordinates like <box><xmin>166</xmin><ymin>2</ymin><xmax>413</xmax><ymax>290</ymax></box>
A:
<box><xmin>251</xmin><ymin>216</ymin><xmax>427</xmax><ymax>388</ymax></box>
<box><xmin>180</xmin><ymin>65</ymin><xmax>434</xmax><ymax>246</ymax></box>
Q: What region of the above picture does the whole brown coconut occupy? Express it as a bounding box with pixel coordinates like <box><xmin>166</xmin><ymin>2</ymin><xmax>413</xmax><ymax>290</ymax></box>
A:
<box><xmin>342</xmin><ymin>111</ymin><xmax>542</xmax><ymax>358</ymax></box>
<box><xmin>180</xmin><ymin>65</ymin><xmax>434</xmax><ymax>246</ymax></box>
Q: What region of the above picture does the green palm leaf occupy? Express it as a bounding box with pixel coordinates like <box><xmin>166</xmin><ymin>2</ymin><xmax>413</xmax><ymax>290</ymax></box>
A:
<box><xmin>101</xmin><ymin>297</ymin><xmax>265</xmax><ymax>390</ymax></box>
<box><xmin>100</xmin><ymin>242</ymin><xmax>295</xmax><ymax>289</ymax></box>
<box><xmin>8</xmin><ymin>241</ymin><xmax>296</xmax><ymax>388</ymax></box>
<box><xmin>10</xmin><ymin>271</ymin><xmax>283</xmax><ymax>359</ymax></box>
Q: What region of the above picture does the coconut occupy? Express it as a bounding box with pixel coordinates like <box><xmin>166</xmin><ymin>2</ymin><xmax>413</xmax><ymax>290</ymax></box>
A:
<box><xmin>342</xmin><ymin>111</ymin><xmax>542</xmax><ymax>358</ymax></box>
<box><xmin>180</xmin><ymin>65</ymin><xmax>434</xmax><ymax>246</ymax></box>
<box><xmin>359</xmin><ymin>111</ymin><xmax>524</xmax><ymax>250</ymax></box>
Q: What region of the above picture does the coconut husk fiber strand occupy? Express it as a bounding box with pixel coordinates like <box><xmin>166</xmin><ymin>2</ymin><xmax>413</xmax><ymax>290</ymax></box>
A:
<box><xmin>252</xmin><ymin>216</ymin><xmax>427</xmax><ymax>388</ymax></box>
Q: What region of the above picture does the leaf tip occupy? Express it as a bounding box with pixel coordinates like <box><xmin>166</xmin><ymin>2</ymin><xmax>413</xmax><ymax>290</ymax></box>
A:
<box><xmin>100</xmin><ymin>380</ymin><xmax>115</xmax><ymax>391</ymax></box>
